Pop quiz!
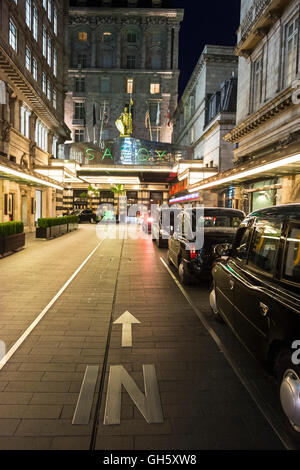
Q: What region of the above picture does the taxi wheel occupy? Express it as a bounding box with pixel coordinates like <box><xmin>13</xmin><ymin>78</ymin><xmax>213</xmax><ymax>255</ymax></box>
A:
<box><xmin>275</xmin><ymin>349</ymin><xmax>300</xmax><ymax>440</ymax></box>
<box><xmin>178</xmin><ymin>261</ymin><xmax>191</xmax><ymax>286</ymax></box>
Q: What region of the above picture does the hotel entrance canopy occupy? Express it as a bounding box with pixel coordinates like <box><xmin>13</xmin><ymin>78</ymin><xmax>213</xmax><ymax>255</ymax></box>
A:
<box><xmin>59</xmin><ymin>137</ymin><xmax>193</xmax><ymax>185</ymax></box>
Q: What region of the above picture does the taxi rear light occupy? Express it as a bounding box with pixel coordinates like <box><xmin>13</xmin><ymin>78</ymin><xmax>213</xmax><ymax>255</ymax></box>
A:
<box><xmin>189</xmin><ymin>244</ymin><xmax>197</xmax><ymax>260</ymax></box>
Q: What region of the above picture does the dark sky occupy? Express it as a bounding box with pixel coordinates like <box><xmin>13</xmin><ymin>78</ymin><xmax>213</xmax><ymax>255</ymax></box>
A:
<box><xmin>170</xmin><ymin>0</ymin><xmax>241</xmax><ymax>96</ymax></box>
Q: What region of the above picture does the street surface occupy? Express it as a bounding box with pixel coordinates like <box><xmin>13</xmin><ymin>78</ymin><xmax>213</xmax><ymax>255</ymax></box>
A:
<box><xmin>0</xmin><ymin>224</ymin><xmax>294</xmax><ymax>450</ymax></box>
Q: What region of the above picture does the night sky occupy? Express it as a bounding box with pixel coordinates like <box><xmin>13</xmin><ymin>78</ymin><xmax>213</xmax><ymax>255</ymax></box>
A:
<box><xmin>170</xmin><ymin>0</ymin><xmax>241</xmax><ymax>96</ymax></box>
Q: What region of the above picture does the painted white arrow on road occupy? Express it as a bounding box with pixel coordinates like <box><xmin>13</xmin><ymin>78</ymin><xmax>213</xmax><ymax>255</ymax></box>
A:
<box><xmin>113</xmin><ymin>311</ymin><xmax>141</xmax><ymax>347</ymax></box>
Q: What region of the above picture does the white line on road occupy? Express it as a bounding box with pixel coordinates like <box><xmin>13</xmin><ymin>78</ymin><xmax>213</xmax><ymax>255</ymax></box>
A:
<box><xmin>0</xmin><ymin>239</ymin><xmax>105</xmax><ymax>370</ymax></box>
<box><xmin>73</xmin><ymin>365</ymin><xmax>100</xmax><ymax>425</ymax></box>
<box><xmin>160</xmin><ymin>256</ymin><xmax>295</xmax><ymax>451</ymax></box>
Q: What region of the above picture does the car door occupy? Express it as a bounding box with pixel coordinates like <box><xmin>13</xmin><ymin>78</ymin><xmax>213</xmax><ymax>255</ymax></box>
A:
<box><xmin>214</xmin><ymin>225</ymin><xmax>252</xmax><ymax>329</ymax></box>
<box><xmin>232</xmin><ymin>218</ymin><xmax>282</xmax><ymax>362</ymax></box>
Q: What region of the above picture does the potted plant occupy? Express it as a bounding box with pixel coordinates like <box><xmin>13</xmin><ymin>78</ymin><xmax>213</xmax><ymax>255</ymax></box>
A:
<box><xmin>111</xmin><ymin>184</ymin><xmax>125</xmax><ymax>223</ymax></box>
<box><xmin>0</xmin><ymin>221</ymin><xmax>25</xmax><ymax>256</ymax></box>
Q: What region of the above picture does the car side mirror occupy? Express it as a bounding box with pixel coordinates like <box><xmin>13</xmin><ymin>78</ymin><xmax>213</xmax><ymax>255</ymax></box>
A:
<box><xmin>213</xmin><ymin>243</ymin><xmax>232</xmax><ymax>258</ymax></box>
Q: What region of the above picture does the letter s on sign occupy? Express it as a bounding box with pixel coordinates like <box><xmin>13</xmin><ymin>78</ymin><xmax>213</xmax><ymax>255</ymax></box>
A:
<box><xmin>291</xmin><ymin>340</ymin><xmax>300</xmax><ymax>365</ymax></box>
<box><xmin>86</xmin><ymin>148</ymin><xmax>95</xmax><ymax>161</ymax></box>
<box><xmin>291</xmin><ymin>79</ymin><xmax>300</xmax><ymax>105</ymax></box>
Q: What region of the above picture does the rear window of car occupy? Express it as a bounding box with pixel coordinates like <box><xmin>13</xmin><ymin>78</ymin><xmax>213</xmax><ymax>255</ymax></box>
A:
<box><xmin>192</xmin><ymin>213</ymin><xmax>243</xmax><ymax>230</ymax></box>
<box><xmin>248</xmin><ymin>220</ymin><xmax>281</xmax><ymax>275</ymax></box>
<box><xmin>282</xmin><ymin>222</ymin><xmax>300</xmax><ymax>285</ymax></box>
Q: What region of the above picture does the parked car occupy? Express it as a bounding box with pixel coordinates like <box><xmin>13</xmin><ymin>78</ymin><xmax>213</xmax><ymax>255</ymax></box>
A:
<box><xmin>167</xmin><ymin>207</ymin><xmax>244</xmax><ymax>285</ymax></box>
<box><xmin>72</xmin><ymin>209</ymin><xmax>97</xmax><ymax>223</ymax></box>
<box><xmin>209</xmin><ymin>204</ymin><xmax>300</xmax><ymax>437</ymax></box>
<box><xmin>152</xmin><ymin>206</ymin><xmax>176</xmax><ymax>248</ymax></box>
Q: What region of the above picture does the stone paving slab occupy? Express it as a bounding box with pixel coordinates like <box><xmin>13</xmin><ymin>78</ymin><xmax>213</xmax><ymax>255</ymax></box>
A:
<box><xmin>0</xmin><ymin>226</ymin><xmax>286</xmax><ymax>450</ymax></box>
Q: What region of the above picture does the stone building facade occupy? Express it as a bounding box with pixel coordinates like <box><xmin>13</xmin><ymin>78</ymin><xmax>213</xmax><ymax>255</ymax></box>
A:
<box><xmin>171</xmin><ymin>46</ymin><xmax>238</xmax><ymax>206</ymax></box>
<box><xmin>0</xmin><ymin>0</ymin><xmax>70</xmax><ymax>230</ymax></box>
<box><xmin>61</xmin><ymin>0</ymin><xmax>184</xmax><ymax>212</ymax></box>
<box><xmin>198</xmin><ymin>0</ymin><xmax>300</xmax><ymax>213</ymax></box>
<box><xmin>65</xmin><ymin>0</ymin><xmax>183</xmax><ymax>145</ymax></box>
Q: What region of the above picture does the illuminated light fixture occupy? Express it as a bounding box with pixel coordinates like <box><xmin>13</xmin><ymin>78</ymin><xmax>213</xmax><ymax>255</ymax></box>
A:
<box><xmin>169</xmin><ymin>192</ymin><xmax>199</xmax><ymax>204</ymax></box>
<box><xmin>81</xmin><ymin>167</ymin><xmax>173</xmax><ymax>173</ymax></box>
<box><xmin>189</xmin><ymin>154</ymin><xmax>300</xmax><ymax>192</ymax></box>
<box><xmin>0</xmin><ymin>164</ymin><xmax>64</xmax><ymax>190</ymax></box>
<box><xmin>83</xmin><ymin>176</ymin><xmax>140</xmax><ymax>184</ymax></box>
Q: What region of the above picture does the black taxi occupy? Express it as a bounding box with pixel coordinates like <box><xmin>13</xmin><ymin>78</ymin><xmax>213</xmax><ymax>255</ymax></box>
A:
<box><xmin>210</xmin><ymin>204</ymin><xmax>300</xmax><ymax>437</ymax></box>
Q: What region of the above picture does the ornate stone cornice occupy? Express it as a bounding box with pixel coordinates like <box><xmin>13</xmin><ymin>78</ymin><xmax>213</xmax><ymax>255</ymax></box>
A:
<box><xmin>69</xmin><ymin>15</ymin><xmax>175</xmax><ymax>26</ymax></box>
<box><xmin>224</xmin><ymin>86</ymin><xmax>294</xmax><ymax>143</ymax></box>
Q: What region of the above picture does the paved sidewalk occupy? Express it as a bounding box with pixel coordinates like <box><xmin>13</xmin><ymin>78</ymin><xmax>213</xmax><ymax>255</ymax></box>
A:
<box><xmin>0</xmin><ymin>227</ymin><xmax>284</xmax><ymax>450</ymax></box>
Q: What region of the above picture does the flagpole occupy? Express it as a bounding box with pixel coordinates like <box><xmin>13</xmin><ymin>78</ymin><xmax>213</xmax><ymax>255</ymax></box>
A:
<box><xmin>93</xmin><ymin>101</ymin><xmax>96</xmax><ymax>143</ymax></box>
<box><xmin>99</xmin><ymin>100</ymin><xmax>105</xmax><ymax>144</ymax></box>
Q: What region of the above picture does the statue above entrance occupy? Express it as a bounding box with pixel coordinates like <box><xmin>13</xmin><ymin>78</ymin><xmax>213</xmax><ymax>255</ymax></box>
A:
<box><xmin>115</xmin><ymin>100</ymin><xmax>133</xmax><ymax>137</ymax></box>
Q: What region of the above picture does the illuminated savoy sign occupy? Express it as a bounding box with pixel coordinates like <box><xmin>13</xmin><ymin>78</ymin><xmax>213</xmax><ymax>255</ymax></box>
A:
<box><xmin>64</xmin><ymin>137</ymin><xmax>191</xmax><ymax>166</ymax></box>
<box><xmin>85</xmin><ymin>147</ymin><xmax>167</xmax><ymax>164</ymax></box>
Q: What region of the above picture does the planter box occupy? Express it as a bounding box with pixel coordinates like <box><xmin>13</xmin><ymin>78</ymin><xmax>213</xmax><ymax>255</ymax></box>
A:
<box><xmin>68</xmin><ymin>223</ymin><xmax>78</xmax><ymax>232</ymax></box>
<box><xmin>50</xmin><ymin>225</ymin><xmax>60</xmax><ymax>238</ymax></box>
<box><xmin>59</xmin><ymin>224</ymin><xmax>68</xmax><ymax>235</ymax></box>
<box><xmin>0</xmin><ymin>232</ymin><xmax>25</xmax><ymax>254</ymax></box>
<box><xmin>36</xmin><ymin>227</ymin><xmax>51</xmax><ymax>239</ymax></box>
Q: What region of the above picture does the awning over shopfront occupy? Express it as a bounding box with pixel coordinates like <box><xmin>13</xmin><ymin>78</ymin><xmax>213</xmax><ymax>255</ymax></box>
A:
<box><xmin>188</xmin><ymin>153</ymin><xmax>300</xmax><ymax>192</ymax></box>
<box><xmin>0</xmin><ymin>157</ymin><xmax>64</xmax><ymax>190</ymax></box>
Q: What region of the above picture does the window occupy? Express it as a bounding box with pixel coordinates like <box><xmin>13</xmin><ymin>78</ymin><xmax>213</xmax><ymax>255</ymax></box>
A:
<box><xmin>42</xmin><ymin>25</ymin><xmax>47</xmax><ymax>57</ymax></box>
<box><xmin>78</xmin><ymin>54</ymin><xmax>87</xmax><ymax>68</ymax></box>
<box><xmin>20</xmin><ymin>107</ymin><xmax>30</xmax><ymax>138</ymax></box>
<box><xmin>9</xmin><ymin>19</ymin><xmax>17</xmax><ymax>51</ymax></box>
<box><xmin>248</xmin><ymin>220</ymin><xmax>281</xmax><ymax>275</ymax></box>
<box><xmin>74</xmin><ymin>129</ymin><xmax>85</xmax><ymax>142</ymax></box>
<box><xmin>100</xmin><ymin>76</ymin><xmax>110</xmax><ymax>93</ymax></box>
<box><xmin>35</xmin><ymin>119</ymin><xmax>48</xmax><ymax>151</ymax></box>
<box><xmin>32</xmin><ymin>57</ymin><xmax>37</xmax><ymax>80</ymax></box>
<box><xmin>101</xmin><ymin>50</ymin><xmax>113</xmax><ymax>68</ymax></box>
<box><xmin>78</xmin><ymin>32</ymin><xmax>87</xmax><ymax>42</ymax></box>
<box><xmin>33</xmin><ymin>5</ymin><xmax>38</xmax><ymax>41</ymax></box>
<box><xmin>152</xmin><ymin>32</ymin><xmax>161</xmax><ymax>44</ymax></box>
<box><xmin>53</xmin><ymin>89</ymin><xmax>56</xmax><ymax>108</ymax></box>
<box><xmin>102</xmin><ymin>32</ymin><xmax>112</xmax><ymax>43</ymax></box>
<box><xmin>42</xmin><ymin>72</ymin><xmax>46</xmax><ymax>93</ymax></box>
<box><xmin>152</xmin><ymin>54</ymin><xmax>161</xmax><ymax>70</ymax></box>
<box><xmin>127</xmin><ymin>78</ymin><xmax>133</xmax><ymax>94</ymax></box>
<box><xmin>283</xmin><ymin>222</ymin><xmax>300</xmax><ymax>284</ymax></box>
<box><xmin>127</xmin><ymin>55</ymin><xmax>136</xmax><ymax>69</ymax></box>
<box><xmin>47</xmin><ymin>79</ymin><xmax>51</xmax><ymax>100</ymax></box>
<box><xmin>26</xmin><ymin>0</ymin><xmax>32</xmax><ymax>30</ymax></box>
<box><xmin>74</xmin><ymin>102</ymin><xmax>85</xmax><ymax>120</ymax></box>
<box><xmin>47</xmin><ymin>0</ymin><xmax>52</xmax><ymax>21</ymax></box>
<box><xmin>47</xmin><ymin>35</ymin><xmax>51</xmax><ymax>66</ymax></box>
<box><xmin>252</xmin><ymin>56</ymin><xmax>263</xmax><ymax>111</ymax></box>
<box><xmin>53</xmin><ymin>6</ymin><xmax>57</xmax><ymax>35</ymax></box>
<box><xmin>25</xmin><ymin>46</ymin><xmax>31</xmax><ymax>71</ymax></box>
<box><xmin>150</xmin><ymin>83</ymin><xmax>160</xmax><ymax>94</ymax></box>
<box><xmin>53</xmin><ymin>49</ymin><xmax>57</xmax><ymax>76</ymax></box>
<box><xmin>127</xmin><ymin>32</ymin><xmax>136</xmax><ymax>43</ymax></box>
<box><xmin>75</xmin><ymin>77</ymin><xmax>85</xmax><ymax>92</ymax></box>
<box><xmin>285</xmin><ymin>16</ymin><xmax>299</xmax><ymax>86</ymax></box>
<box><xmin>234</xmin><ymin>227</ymin><xmax>252</xmax><ymax>262</ymax></box>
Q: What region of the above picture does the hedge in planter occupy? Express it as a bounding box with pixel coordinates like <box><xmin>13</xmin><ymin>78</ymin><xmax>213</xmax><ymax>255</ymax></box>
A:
<box><xmin>36</xmin><ymin>216</ymin><xmax>79</xmax><ymax>239</ymax></box>
<box><xmin>0</xmin><ymin>221</ymin><xmax>25</xmax><ymax>255</ymax></box>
